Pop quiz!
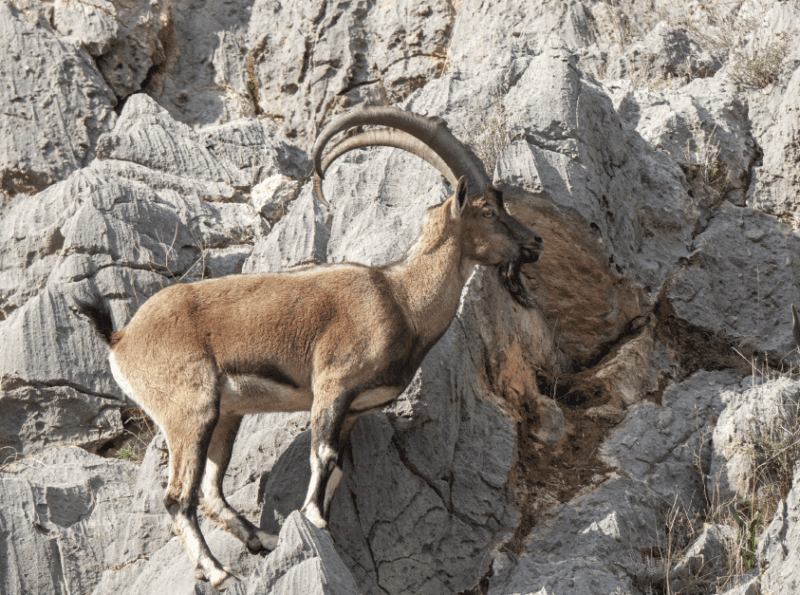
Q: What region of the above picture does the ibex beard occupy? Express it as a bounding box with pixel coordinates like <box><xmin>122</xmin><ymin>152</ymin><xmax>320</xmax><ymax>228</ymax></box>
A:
<box><xmin>74</xmin><ymin>106</ymin><xmax>542</xmax><ymax>591</ymax></box>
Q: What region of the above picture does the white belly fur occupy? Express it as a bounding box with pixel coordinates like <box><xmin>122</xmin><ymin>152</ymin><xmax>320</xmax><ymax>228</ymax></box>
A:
<box><xmin>219</xmin><ymin>374</ymin><xmax>313</xmax><ymax>416</ymax></box>
<box><xmin>349</xmin><ymin>387</ymin><xmax>401</xmax><ymax>412</ymax></box>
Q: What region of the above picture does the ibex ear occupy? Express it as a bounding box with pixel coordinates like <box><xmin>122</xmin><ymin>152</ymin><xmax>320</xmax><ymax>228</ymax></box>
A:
<box><xmin>451</xmin><ymin>176</ymin><xmax>468</xmax><ymax>217</ymax></box>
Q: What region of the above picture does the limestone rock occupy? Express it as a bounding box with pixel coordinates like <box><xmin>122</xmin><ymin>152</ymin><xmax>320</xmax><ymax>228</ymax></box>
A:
<box><xmin>490</xmin><ymin>371</ymin><xmax>740</xmax><ymax>595</ymax></box>
<box><xmin>251</xmin><ymin>175</ymin><xmax>302</xmax><ymax>224</ymax></box>
<box><xmin>609</xmin><ymin>78</ymin><xmax>756</xmax><ymax>207</ymax></box>
<box><xmin>0</xmin><ymin>385</ymin><xmax>123</xmax><ymax>458</ymax></box>
<box><xmin>94</xmin><ymin>0</ymin><xmax>171</xmax><ymax>100</ymax></box>
<box><xmin>0</xmin><ymin>94</ymin><xmax>307</xmax><ymax>456</ymax></box>
<box><xmin>607</xmin><ymin>22</ymin><xmax>723</xmax><ymax>83</ymax></box>
<box><xmin>245</xmin><ymin>0</ymin><xmax>454</xmax><ymax>140</ymax></box>
<box><xmin>0</xmin><ymin>1</ymin><xmax>117</xmax><ymax>198</ymax></box>
<box><xmin>91</xmin><ymin>413</ymin><xmax>310</xmax><ymax>595</ymax></box>
<box><xmin>711</xmin><ymin>375</ymin><xmax>800</xmax><ymax>502</ymax></box>
<box><xmin>667</xmin><ymin>202</ymin><xmax>800</xmax><ymax>360</ymax></box>
<box><xmin>758</xmin><ymin>461</ymin><xmax>800</xmax><ymax>595</ymax></box>
<box><xmin>244</xmin><ymin>511</ymin><xmax>360</xmax><ymax>595</ymax></box>
<box><xmin>601</xmin><ymin>370</ymin><xmax>737</xmax><ymax>508</ymax></box>
<box><xmin>53</xmin><ymin>0</ymin><xmax>119</xmax><ymax>56</ymax></box>
<box><xmin>748</xmin><ymin>62</ymin><xmax>800</xmax><ymax>222</ymax></box>
<box><xmin>0</xmin><ymin>447</ymin><xmax>172</xmax><ymax>595</ymax></box>
<box><xmin>669</xmin><ymin>524</ymin><xmax>733</xmax><ymax>592</ymax></box>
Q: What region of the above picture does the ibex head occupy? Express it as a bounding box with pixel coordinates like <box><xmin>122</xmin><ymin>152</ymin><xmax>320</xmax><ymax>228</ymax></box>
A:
<box><xmin>312</xmin><ymin>106</ymin><xmax>543</xmax><ymax>308</ymax></box>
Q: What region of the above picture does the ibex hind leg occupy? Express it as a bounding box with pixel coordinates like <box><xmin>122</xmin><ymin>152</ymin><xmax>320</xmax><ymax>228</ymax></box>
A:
<box><xmin>199</xmin><ymin>414</ymin><xmax>278</xmax><ymax>553</ymax></box>
<box><xmin>161</xmin><ymin>397</ymin><xmax>238</xmax><ymax>590</ymax></box>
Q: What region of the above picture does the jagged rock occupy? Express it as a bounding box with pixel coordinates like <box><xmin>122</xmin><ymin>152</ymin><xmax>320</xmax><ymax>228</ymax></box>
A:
<box><xmin>758</xmin><ymin>461</ymin><xmax>800</xmax><ymax>595</ymax></box>
<box><xmin>669</xmin><ymin>523</ymin><xmax>733</xmax><ymax>592</ymax></box>
<box><xmin>242</xmin><ymin>187</ymin><xmax>329</xmax><ymax>273</ymax></box>
<box><xmin>91</xmin><ymin>413</ymin><xmax>310</xmax><ymax>595</ymax></box>
<box><xmin>489</xmin><ymin>371</ymin><xmax>739</xmax><ymax>595</ymax></box>
<box><xmin>748</xmin><ymin>58</ymin><xmax>800</xmax><ymax>222</ymax></box>
<box><xmin>244</xmin><ymin>0</ymin><xmax>454</xmax><ymax>139</ymax></box>
<box><xmin>128</xmin><ymin>0</ymin><xmax>256</xmax><ymax>126</ymax></box>
<box><xmin>0</xmin><ymin>95</ymin><xmax>306</xmax><ymax>455</ymax></box>
<box><xmin>94</xmin><ymin>0</ymin><xmax>171</xmax><ymax>100</ymax></box>
<box><xmin>563</xmin><ymin>313</ymin><xmax>657</xmax><ymax>410</ymax></box>
<box><xmin>711</xmin><ymin>375</ymin><xmax>800</xmax><ymax>502</ymax></box>
<box><xmin>720</xmin><ymin>573</ymin><xmax>760</xmax><ymax>595</ymax></box>
<box><xmin>96</xmin><ymin>94</ymin><xmax>253</xmax><ymax>189</ymax></box>
<box><xmin>53</xmin><ymin>0</ymin><xmax>119</xmax><ymax>56</ymax></box>
<box><xmin>0</xmin><ymin>446</ymin><xmax>172</xmax><ymax>595</ymax></box>
<box><xmin>6</xmin><ymin>1</ymin><xmax>800</xmax><ymax>594</ymax></box>
<box><xmin>0</xmin><ymin>1</ymin><xmax>117</xmax><ymax>198</ymax></box>
<box><xmin>250</xmin><ymin>175</ymin><xmax>300</xmax><ymax>222</ymax></box>
<box><xmin>601</xmin><ymin>371</ymin><xmax>737</xmax><ymax>508</ymax></box>
<box><xmin>609</xmin><ymin>78</ymin><xmax>756</xmax><ymax>206</ymax></box>
<box><xmin>607</xmin><ymin>22</ymin><xmax>723</xmax><ymax>82</ymax></box>
<box><xmin>242</xmin><ymin>511</ymin><xmax>360</xmax><ymax>595</ymax></box>
<box><xmin>0</xmin><ymin>385</ymin><xmax>123</xmax><ymax>458</ymax></box>
<box><xmin>447</xmin><ymin>1</ymin><xmax>595</xmax><ymax>73</ymax></box>
<box><xmin>667</xmin><ymin>201</ymin><xmax>800</xmax><ymax>360</ymax></box>
<box><xmin>498</xmin><ymin>43</ymin><xmax>696</xmax><ymax>296</ymax></box>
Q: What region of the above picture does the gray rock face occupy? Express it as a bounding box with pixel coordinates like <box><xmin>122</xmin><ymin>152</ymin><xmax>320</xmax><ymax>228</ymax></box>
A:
<box><xmin>758</xmin><ymin>461</ymin><xmax>800</xmax><ymax>595</ymax></box>
<box><xmin>748</xmin><ymin>63</ymin><xmax>800</xmax><ymax>221</ymax></box>
<box><xmin>607</xmin><ymin>22</ymin><xmax>723</xmax><ymax>82</ymax></box>
<box><xmin>0</xmin><ymin>446</ymin><xmax>172</xmax><ymax>595</ymax></box>
<box><xmin>243</xmin><ymin>511</ymin><xmax>360</xmax><ymax>595</ymax></box>
<box><xmin>53</xmin><ymin>0</ymin><xmax>119</xmax><ymax>57</ymax></box>
<box><xmin>94</xmin><ymin>0</ymin><xmax>171</xmax><ymax>100</ymax></box>
<box><xmin>245</xmin><ymin>0</ymin><xmax>454</xmax><ymax>139</ymax></box>
<box><xmin>488</xmin><ymin>371</ymin><xmax>739</xmax><ymax>595</ymax></box>
<box><xmin>0</xmin><ymin>1</ymin><xmax>117</xmax><ymax>197</ymax></box>
<box><xmin>668</xmin><ymin>202</ymin><xmax>800</xmax><ymax>360</ymax></box>
<box><xmin>711</xmin><ymin>375</ymin><xmax>800</xmax><ymax>502</ymax></box>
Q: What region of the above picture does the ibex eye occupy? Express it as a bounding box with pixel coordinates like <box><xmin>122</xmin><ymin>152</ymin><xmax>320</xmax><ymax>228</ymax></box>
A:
<box><xmin>483</xmin><ymin>210</ymin><xmax>494</xmax><ymax>218</ymax></box>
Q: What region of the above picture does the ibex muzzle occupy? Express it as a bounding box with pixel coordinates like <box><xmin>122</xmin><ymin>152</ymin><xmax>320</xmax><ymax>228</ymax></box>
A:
<box><xmin>75</xmin><ymin>106</ymin><xmax>542</xmax><ymax>590</ymax></box>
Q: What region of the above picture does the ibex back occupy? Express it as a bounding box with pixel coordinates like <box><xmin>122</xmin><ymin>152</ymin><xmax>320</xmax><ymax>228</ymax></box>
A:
<box><xmin>75</xmin><ymin>106</ymin><xmax>543</xmax><ymax>590</ymax></box>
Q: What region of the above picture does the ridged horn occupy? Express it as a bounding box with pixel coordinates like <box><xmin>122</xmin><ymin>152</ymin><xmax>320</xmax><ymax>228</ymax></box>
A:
<box><xmin>311</xmin><ymin>105</ymin><xmax>491</xmax><ymax>205</ymax></box>
<box><xmin>312</xmin><ymin>129</ymin><xmax>460</xmax><ymax>205</ymax></box>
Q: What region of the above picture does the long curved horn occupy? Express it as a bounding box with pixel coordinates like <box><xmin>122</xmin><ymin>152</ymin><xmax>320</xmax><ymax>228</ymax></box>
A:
<box><xmin>311</xmin><ymin>105</ymin><xmax>491</xmax><ymax>204</ymax></box>
<box><xmin>312</xmin><ymin>129</ymin><xmax>459</xmax><ymax>205</ymax></box>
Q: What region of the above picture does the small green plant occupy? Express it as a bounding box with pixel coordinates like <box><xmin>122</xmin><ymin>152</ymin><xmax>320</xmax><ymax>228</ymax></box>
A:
<box><xmin>245</xmin><ymin>52</ymin><xmax>262</xmax><ymax>106</ymax></box>
<box><xmin>731</xmin><ymin>505</ymin><xmax>760</xmax><ymax>571</ymax></box>
<box><xmin>115</xmin><ymin>445</ymin><xmax>140</xmax><ymax>463</ymax></box>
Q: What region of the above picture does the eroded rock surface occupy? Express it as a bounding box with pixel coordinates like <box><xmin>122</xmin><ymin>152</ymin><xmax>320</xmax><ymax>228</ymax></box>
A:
<box><xmin>0</xmin><ymin>1</ymin><xmax>117</xmax><ymax>198</ymax></box>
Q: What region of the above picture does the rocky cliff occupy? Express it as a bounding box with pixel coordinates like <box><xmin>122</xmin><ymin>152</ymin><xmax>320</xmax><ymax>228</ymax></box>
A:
<box><xmin>2</xmin><ymin>0</ymin><xmax>800</xmax><ymax>594</ymax></box>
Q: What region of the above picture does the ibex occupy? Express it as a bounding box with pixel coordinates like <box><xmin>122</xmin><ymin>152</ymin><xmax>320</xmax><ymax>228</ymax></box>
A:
<box><xmin>75</xmin><ymin>106</ymin><xmax>543</xmax><ymax>590</ymax></box>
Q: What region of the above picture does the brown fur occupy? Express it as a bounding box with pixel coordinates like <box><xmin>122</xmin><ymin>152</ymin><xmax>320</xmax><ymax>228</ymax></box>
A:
<box><xmin>83</xmin><ymin>178</ymin><xmax>542</xmax><ymax>589</ymax></box>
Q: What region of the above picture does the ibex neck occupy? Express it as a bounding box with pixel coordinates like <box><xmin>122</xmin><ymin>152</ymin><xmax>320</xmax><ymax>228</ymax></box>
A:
<box><xmin>388</xmin><ymin>233</ymin><xmax>472</xmax><ymax>347</ymax></box>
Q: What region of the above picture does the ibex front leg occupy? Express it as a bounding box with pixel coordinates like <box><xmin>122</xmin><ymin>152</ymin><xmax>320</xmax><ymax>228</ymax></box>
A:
<box><xmin>300</xmin><ymin>385</ymin><xmax>353</xmax><ymax>529</ymax></box>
